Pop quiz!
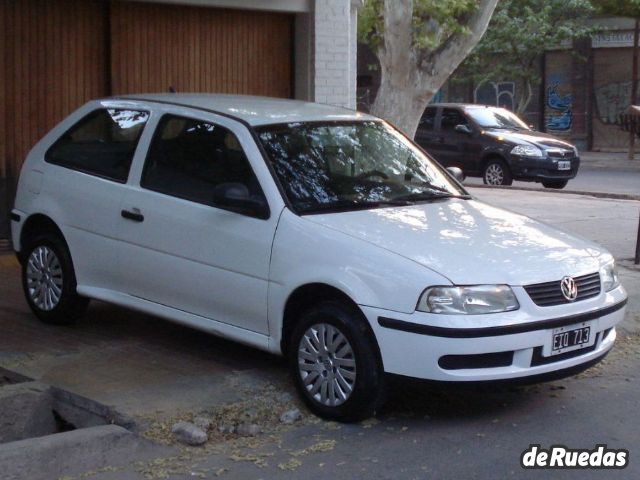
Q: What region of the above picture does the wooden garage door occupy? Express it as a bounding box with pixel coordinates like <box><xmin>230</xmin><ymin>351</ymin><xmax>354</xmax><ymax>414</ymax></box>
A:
<box><xmin>0</xmin><ymin>0</ymin><xmax>108</xmax><ymax>184</ymax></box>
<box><xmin>110</xmin><ymin>2</ymin><xmax>294</xmax><ymax>98</ymax></box>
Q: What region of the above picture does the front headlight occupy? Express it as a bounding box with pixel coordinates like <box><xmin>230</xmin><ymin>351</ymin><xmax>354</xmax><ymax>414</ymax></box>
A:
<box><xmin>417</xmin><ymin>285</ymin><xmax>520</xmax><ymax>315</ymax></box>
<box><xmin>600</xmin><ymin>261</ymin><xmax>620</xmax><ymax>292</ymax></box>
<box><xmin>511</xmin><ymin>145</ymin><xmax>543</xmax><ymax>157</ymax></box>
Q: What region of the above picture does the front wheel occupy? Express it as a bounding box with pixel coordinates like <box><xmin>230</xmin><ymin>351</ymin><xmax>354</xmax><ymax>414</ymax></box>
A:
<box><xmin>289</xmin><ymin>301</ymin><xmax>385</xmax><ymax>422</ymax></box>
<box><xmin>483</xmin><ymin>160</ymin><xmax>513</xmax><ymax>186</ymax></box>
<box><xmin>542</xmin><ymin>179</ymin><xmax>568</xmax><ymax>189</ymax></box>
<box><xmin>21</xmin><ymin>234</ymin><xmax>89</xmax><ymax>325</ymax></box>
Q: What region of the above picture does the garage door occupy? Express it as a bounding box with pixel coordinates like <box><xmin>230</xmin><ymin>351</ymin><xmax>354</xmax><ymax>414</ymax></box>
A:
<box><xmin>0</xmin><ymin>0</ymin><xmax>108</xmax><ymax>187</ymax></box>
<box><xmin>110</xmin><ymin>1</ymin><xmax>293</xmax><ymax>98</ymax></box>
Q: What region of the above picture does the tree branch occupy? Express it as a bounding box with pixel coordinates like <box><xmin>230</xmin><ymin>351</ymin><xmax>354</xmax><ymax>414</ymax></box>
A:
<box><xmin>421</xmin><ymin>0</ymin><xmax>499</xmax><ymax>88</ymax></box>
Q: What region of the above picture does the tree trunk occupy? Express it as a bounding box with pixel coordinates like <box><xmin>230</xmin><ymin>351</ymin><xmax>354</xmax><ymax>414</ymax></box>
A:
<box><xmin>368</xmin><ymin>0</ymin><xmax>499</xmax><ymax>138</ymax></box>
<box><xmin>371</xmin><ymin>72</ymin><xmax>436</xmax><ymax>137</ymax></box>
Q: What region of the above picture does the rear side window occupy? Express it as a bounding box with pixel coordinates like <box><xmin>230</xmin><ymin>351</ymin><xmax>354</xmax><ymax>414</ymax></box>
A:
<box><xmin>141</xmin><ymin>115</ymin><xmax>264</xmax><ymax>208</ymax></box>
<box><xmin>419</xmin><ymin>107</ymin><xmax>437</xmax><ymax>130</ymax></box>
<box><xmin>441</xmin><ymin>108</ymin><xmax>468</xmax><ymax>132</ymax></box>
<box><xmin>46</xmin><ymin>109</ymin><xmax>149</xmax><ymax>182</ymax></box>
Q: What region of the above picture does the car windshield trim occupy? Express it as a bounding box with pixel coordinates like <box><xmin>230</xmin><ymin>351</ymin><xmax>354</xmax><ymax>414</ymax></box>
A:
<box><xmin>298</xmin><ymin>199</ymin><xmax>414</xmax><ymax>215</ymax></box>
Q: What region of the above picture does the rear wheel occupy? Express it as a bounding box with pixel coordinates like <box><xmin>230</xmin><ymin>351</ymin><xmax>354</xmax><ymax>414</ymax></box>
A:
<box><xmin>289</xmin><ymin>301</ymin><xmax>384</xmax><ymax>422</ymax></box>
<box><xmin>542</xmin><ymin>179</ymin><xmax>568</xmax><ymax>189</ymax></box>
<box><xmin>21</xmin><ymin>234</ymin><xmax>89</xmax><ymax>325</ymax></box>
<box><xmin>483</xmin><ymin>159</ymin><xmax>513</xmax><ymax>186</ymax></box>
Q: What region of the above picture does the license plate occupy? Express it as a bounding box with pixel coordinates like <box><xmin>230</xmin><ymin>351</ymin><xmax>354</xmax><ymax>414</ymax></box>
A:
<box><xmin>546</xmin><ymin>321</ymin><xmax>595</xmax><ymax>356</ymax></box>
<box><xmin>557</xmin><ymin>160</ymin><xmax>571</xmax><ymax>170</ymax></box>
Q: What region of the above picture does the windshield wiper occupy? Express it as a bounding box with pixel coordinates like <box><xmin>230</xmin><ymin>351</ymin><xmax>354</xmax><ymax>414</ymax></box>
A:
<box><xmin>394</xmin><ymin>189</ymin><xmax>470</xmax><ymax>203</ymax></box>
<box><xmin>299</xmin><ymin>199</ymin><xmax>411</xmax><ymax>214</ymax></box>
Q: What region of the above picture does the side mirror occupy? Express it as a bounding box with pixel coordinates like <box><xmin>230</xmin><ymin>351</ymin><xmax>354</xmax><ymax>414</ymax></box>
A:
<box><xmin>212</xmin><ymin>183</ymin><xmax>269</xmax><ymax>219</ymax></box>
<box><xmin>454</xmin><ymin>124</ymin><xmax>472</xmax><ymax>135</ymax></box>
<box><xmin>446</xmin><ymin>167</ymin><xmax>465</xmax><ymax>183</ymax></box>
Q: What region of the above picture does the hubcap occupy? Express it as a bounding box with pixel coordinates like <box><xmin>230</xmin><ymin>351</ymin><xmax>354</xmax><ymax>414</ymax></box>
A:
<box><xmin>485</xmin><ymin>163</ymin><xmax>504</xmax><ymax>185</ymax></box>
<box><xmin>298</xmin><ymin>323</ymin><xmax>356</xmax><ymax>406</ymax></box>
<box><xmin>26</xmin><ymin>246</ymin><xmax>63</xmax><ymax>311</ymax></box>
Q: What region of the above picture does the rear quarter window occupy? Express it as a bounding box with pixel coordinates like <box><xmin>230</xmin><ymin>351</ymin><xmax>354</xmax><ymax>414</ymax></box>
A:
<box><xmin>45</xmin><ymin>109</ymin><xmax>149</xmax><ymax>183</ymax></box>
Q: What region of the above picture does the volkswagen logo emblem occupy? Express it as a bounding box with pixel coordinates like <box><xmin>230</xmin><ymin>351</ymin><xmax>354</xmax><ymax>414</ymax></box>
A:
<box><xmin>560</xmin><ymin>276</ymin><xmax>578</xmax><ymax>301</ymax></box>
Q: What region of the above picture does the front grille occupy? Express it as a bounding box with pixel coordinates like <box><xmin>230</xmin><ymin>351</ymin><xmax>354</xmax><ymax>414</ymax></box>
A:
<box><xmin>438</xmin><ymin>351</ymin><xmax>514</xmax><ymax>370</ymax></box>
<box><xmin>524</xmin><ymin>272</ymin><xmax>601</xmax><ymax>307</ymax></box>
<box><xmin>543</xmin><ymin>168</ymin><xmax>576</xmax><ymax>177</ymax></box>
<box><xmin>547</xmin><ymin>150</ymin><xmax>575</xmax><ymax>159</ymax></box>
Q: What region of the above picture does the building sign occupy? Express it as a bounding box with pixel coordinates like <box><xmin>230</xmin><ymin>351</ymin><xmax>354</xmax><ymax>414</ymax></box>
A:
<box><xmin>592</xmin><ymin>31</ymin><xmax>635</xmax><ymax>49</ymax></box>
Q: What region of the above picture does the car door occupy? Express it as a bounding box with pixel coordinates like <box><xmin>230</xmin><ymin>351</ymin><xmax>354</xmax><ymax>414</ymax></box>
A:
<box><xmin>42</xmin><ymin>105</ymin><xmax>150</xmax><ymax>292</ymax></box>
<box><xmin>436</xmin><ymin>107</ymin><xmax>477</xmax><ymax>170</ymax></box>
<box><xmin>116</xmin><ymin>112</ymin><xmax>280</xmax><ymax>335</ymax></box>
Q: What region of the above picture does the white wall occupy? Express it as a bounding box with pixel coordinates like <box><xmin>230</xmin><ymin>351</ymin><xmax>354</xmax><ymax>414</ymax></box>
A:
<box><xmin>306</xmin><ymin>0</ymin><xmax>359</xmax><ymax>109</ymax></box>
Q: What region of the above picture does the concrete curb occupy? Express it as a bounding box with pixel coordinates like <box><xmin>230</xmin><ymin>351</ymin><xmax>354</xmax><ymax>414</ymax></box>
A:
<box><xmin>467</xmin><ymin>184</ymin><xmax>640</xmax><ymax>201</ymax></box>
<box><xmin>0</xmin><ymin>425</ymin><xmax>133</xmax><ymax>480</ymax></box>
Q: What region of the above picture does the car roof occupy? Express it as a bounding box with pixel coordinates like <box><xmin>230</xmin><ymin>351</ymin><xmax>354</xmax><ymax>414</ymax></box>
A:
<box><xmin>112</xmin><ymin>93</ymin><xmax>377</xmax><ymax>127</ymax></box>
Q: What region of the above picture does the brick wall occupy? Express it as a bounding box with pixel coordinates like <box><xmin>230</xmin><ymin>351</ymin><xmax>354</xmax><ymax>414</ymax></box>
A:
<box><xmin>311</xmin><ymin>0</ymin><xmax>358</xmax><ymax>108</ymax></box>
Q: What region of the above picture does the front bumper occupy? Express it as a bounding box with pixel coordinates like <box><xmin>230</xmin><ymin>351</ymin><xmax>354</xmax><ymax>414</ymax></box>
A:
<box><xmin>364</xmin><ymin>285</ymin><xmax>626</xmax><ymax>382</ymax></box>
<box><xmin>508</xmin><ymin>155</ymin><xmax>580</xmax><ymax>181</ymax></box>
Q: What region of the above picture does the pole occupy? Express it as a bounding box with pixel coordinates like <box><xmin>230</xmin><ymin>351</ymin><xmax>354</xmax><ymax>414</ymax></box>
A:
<box><xmin>636</xmin><ymin>209</ymin><xmax>640</xmax><ymax>264</ymax></box>
<box><xmin>628</xmin><ymin>18</ymin><xmax>639</xmax><ymax>161</ymax></box>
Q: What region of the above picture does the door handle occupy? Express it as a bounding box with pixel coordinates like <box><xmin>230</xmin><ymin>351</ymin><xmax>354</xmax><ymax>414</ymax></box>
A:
<box><xmin>121</xmin><ymin>209</ymin><xmax>144</xmax><ymax>222</ymax></box>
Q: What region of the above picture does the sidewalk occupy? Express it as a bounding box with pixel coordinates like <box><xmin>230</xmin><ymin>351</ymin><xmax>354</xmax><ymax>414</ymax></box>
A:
<box><xmin>580</xmin><ymin>151</ymin><xmax>640</xmax><ymax>172</ymax></box>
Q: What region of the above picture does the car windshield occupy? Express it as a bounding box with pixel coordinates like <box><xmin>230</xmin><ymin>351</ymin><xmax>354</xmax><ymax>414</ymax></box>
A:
<box><xmin>257</xmin><ymin>121</ymin><xmax>468</xmax><ymax>214</ymax></box>
<box><xmin>466</xmin><ymin>107</ymin><xmax>530</xmax><ymax>131</ymax></box>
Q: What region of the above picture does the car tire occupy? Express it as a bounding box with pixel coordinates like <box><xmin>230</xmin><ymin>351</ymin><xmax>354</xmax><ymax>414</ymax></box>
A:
<box><xmin>542</xmin><ymin>179</ymin><xmax>568</xmax><ymax>189</ymax></box>
<box><xmin>21</xmin><ymin>233</ymin><xmax>89</xmax><ymax>325</ymax></box>
<box><xmin>288</xmin><ymin>300</ymin><xmax>385</xmax><ymax>422</ymax></box>
<box><xmin>483</xmin><ymin>159</ymin><xmax>513</xmax><ymax>186</ymax></box>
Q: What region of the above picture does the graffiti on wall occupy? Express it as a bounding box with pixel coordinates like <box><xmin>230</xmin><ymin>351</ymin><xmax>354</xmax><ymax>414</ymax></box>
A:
<box><xmin>594</xmin><ymin>81</ymin><xmax>640</xmax><ymax>125</ymax></box>
<box><xmin>546</xmin><ymin>82</ymin><xmax>572</xmax><ymax>131</ymax></box>
<box><xmin>474</xmin><ymin>81</ymin><xmax>516</xmax><ymax>110</ymax></box>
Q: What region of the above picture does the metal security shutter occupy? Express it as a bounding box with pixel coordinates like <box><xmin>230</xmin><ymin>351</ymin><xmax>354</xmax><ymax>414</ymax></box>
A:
<box><xmin>592</xmin><ymin>48</ymin><xmax>637</xmax><ymax>151</ymax></box>
<box><xmin>110</xmin><ymin>1</ymin><xmax>294</xmax><ymax>98</ymax></box>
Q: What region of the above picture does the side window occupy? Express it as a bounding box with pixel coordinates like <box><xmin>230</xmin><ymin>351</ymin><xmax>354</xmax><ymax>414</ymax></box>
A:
<box><xmin>46</xmin><ymin>109</ymin><xmax>149</xmax><ymax>182</ymax></box>
<box><xmin>419</xmin><ymin>107</ymin><xmax>437</xmax><ymax>131</ymax></box>
<box><xmin>441</xmin><ymin>108</ymin><xmax>468</xmax><ymax>132</ymax></box>
<box><xmin>141</xmin><ymin>115</ymin><xmax>264</xmax><ymax>209</ymax></box>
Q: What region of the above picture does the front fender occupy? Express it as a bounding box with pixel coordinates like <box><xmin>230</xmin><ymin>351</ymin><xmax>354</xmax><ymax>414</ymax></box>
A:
<box><xmin>267</xmin><ymin>209</ymin><xmax>449</xmax><ymax>353</ymax></box>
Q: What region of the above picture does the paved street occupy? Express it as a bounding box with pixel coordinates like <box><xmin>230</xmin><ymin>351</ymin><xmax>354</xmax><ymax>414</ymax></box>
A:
<box><xmin>465</xmin><ymin>166</ymin><xmax>640</xmax><ymax>197</ymax></box>
<box><xmin>0</xmin><ymin>187</ymin><xmax>638</xmax><ymax>479</ymax></box>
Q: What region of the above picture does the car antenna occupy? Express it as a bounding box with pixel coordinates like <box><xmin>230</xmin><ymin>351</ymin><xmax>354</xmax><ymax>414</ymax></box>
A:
<box><xmin>169</xmin><ymin>86</ymin><xmax>177</xmax><ymax>93</ymax></box>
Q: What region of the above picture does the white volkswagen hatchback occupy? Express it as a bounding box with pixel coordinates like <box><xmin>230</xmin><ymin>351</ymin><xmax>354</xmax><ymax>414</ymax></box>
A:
<box><xmin>11</xmin><ymin>95</ymin><xmax>627</xmax><ymax>421</ymax></box>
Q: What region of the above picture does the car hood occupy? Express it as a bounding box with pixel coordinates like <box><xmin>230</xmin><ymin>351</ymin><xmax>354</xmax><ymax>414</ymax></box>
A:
<box><xmin>303</xmin><ymin>199</ymin><xmax>603</xmax><ymax>286</ymax></box>
<box><xmin>484</xmin><ymin>129</ymin><xmax>576</xmax><ymax>150</ymax></box>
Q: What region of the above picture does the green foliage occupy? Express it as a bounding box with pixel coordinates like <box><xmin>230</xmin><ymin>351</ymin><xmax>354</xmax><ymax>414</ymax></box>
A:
<box><xmin>456</xmin><ymin>0</ymin><xmax>596</xmax><ymax>112</ymax></box>
<box><xmin>592</xmin><ymin>0</ymin><xmax>640</xmax><ymax>17</ymax></box>
<box><xmin>358</xmin><ymin>0</ymin><xmax>478</xmax><ymax>51</ymax></box>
